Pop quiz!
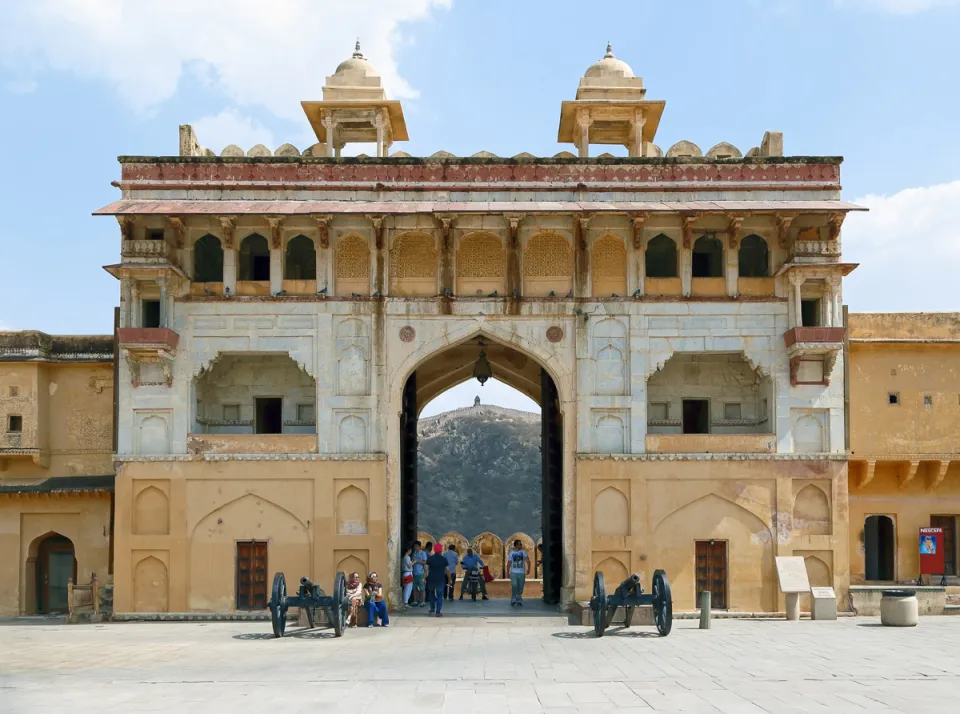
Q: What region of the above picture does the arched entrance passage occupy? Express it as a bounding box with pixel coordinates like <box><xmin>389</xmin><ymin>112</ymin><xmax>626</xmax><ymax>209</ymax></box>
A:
<box><xmin>398</xmin><ymin>335</ymin><xmax>565</xmax><ymax>604</ymax></box>
<box><xmin>864</xmin><ymin>515</ymin><xmax>895</xmax><ymax>581</ymax></box>
<box><xmin>30</xmin><ymin>533</ymin><xmax>78</xmax><ymax>614</ymax></box>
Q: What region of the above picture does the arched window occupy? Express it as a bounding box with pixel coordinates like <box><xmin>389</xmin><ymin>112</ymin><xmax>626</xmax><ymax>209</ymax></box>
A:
<box><xmin>738</xmin><ymin>234</ymin><xmax>769</xmax><ymax>277</ymax></box>
<box><xmin>692</xmin><ymin>235</ymin><xmax>724</xmax><ymax>278</ymax></box>
<box><xmin>194</xmin><ymin>234</ymin><xmax>223</xmax><ymax>283</ymax></box>
<box><xmin>645</xmin><ymin>234</ymin><xmax>677</xmax><ymax>278</ymax></box>
<box><xmin>239</xmin><ymin>233</ymin><xmax>270</xmax><ymax>281</ymax></box>
<box><xmin>284</xmin><ymin>235</ymin><xmax>316</xmax><ymax>280</ymax></box>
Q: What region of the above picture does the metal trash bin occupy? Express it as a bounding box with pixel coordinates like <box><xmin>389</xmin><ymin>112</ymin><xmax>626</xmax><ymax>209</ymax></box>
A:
<box><xmin>880</xmin><ymin>589</ymin><xmax>918</xmax><ymax>627</ymax></box>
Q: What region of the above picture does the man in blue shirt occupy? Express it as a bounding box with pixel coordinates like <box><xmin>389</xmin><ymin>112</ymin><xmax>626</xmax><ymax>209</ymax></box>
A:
<box><xmin>412</xmin><ymin>541</ymin><xmax>428</xmax><ymax>607</ymax></box>
<box><xmin>458</xmin><ymin>547</ymin><xmax>489</xmax><ymax>600</ymax></box>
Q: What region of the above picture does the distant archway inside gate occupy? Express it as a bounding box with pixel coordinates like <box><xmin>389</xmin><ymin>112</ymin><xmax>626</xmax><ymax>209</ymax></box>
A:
<box><xmin>398</xmin><ymin>334</ymin><xmax>565</xmax><ymax>604</ymax></box>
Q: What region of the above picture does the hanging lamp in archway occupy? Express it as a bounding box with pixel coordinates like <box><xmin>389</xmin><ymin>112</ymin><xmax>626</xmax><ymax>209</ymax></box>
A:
<box><xmin>472</xmin><ymin>338</ymin><xmax>493</xmax><ymax>386</ymax></box>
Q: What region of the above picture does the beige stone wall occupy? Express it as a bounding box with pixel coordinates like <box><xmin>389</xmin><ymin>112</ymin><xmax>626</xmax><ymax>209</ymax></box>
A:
<box><xmin>849</xmin><ymin>342</ymin><xmax>960</xmax><ymax>457</ymax></box>
<box><xmin>112</xmin><ymin>457</ymin><xmax>386</xmax><ymax>613</ymax></box>
<box><xmin>0</xmin><ymin>362</ymin><xmax>113</xmax><ymax>482</ymax></box>
<box><xmin>848</xmin><ymin>465</ymin><xmax>960</xmax><ymax>584</ymax></box>
<box><xmin>576</xmin><ymin>456</ymin><xmax>850</xmax><ymax>611</ymax></box>
<box><xmin>0</xmin><ymin>494</ymin><xmax>111</xmax><ymax>616</ymax></box>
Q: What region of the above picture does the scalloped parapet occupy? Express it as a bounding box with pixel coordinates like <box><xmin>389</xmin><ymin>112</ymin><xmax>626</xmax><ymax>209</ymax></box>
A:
<box><xmin>645</xmin><ymin>143</ymin><xmax>663</xmax><ymax>157</ymax></box>
<box><xmin>390</xmin><ymin>151</ymin><xmax>412</xmax><ymax>157</ymax></box>
<box><xmin>665</xmin><ymin>140</ymin><xmax>702</xmax><ymax>158</ymax></box>
<box><xmin>247</xmin><ymin>144</ymin><xmax>271</xmax><ymax>157</ymax></box>
<box><xmin>274</xmin><ymin>143</ymin><xmax>300</xmax><ymax>157</ymax></box>
<box><xmin>512</xmin><ymin>152</ymin><xmax>536</xmax><ymax>159</ymax></box>
<box><xmin>221</xmin><ymin>144</ymin><xmax>244</xmax><ymax>157</ymax></box>
<box><xmin>429</xmin><ymin>150</ymin><xmax>456</xmax><ymax>159</ymax></box>
<box><xmin>706</xmin><ymin>142</ymin><xmax>742</xmax><ymax>159</ymax></box>
<box><xmin>470</xmin><ymin>150</ymin><xmax>498</xmax><ymax>158</ymax></box>
<box><xmin>553</xmin><ymin>151</ymin><xmax>577</xmax><ymax>159</ymax></box>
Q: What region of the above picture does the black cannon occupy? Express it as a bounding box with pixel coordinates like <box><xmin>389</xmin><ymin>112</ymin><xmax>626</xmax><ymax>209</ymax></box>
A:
<box><xmin>267</xmin><ymin>571</ymin><xmax>348</xmax><ymax>638</ymax></box>
<box><xmin>589</xmin><ymin>569</ymin><xmax>673</xmax><ymax>637</ymax></box>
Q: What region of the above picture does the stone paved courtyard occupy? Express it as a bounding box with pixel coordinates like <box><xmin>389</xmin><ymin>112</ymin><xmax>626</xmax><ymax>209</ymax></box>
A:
<box><xmin>2</xmin><ymin>606</ymin><xmax>959</xmax><ymax>713</ymax></box>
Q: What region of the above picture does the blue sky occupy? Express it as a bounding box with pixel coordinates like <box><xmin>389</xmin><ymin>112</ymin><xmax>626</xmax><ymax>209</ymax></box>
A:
<box><xmin>1</xmin><ymin>0</ymin><xmax>958</xmax><ymax>415</ymax></box>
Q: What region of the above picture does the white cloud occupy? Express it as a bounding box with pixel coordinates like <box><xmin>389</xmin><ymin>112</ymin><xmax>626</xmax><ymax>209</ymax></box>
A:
<box><xmin>843</xmin><ymin>180</ymin><xmax>960</xmax><ymax>312</ymax></box>
<box><xmin>190</xmin><ymin>109</ymin><xmax>275</xmax><ymax>153</ymax></box>
<box><xmin>5</xmin><ymin>78</ymin><xmax>37</xmax><ymax>94</ymax></box>
<box><xmin>0</xmin><ymin>0</ymin><xmax>451</xmax><ymax>121</ymax></box>
<box><xmin>835</xmin><ymin>0</ymin><xmax>960</xmax><ymax>13</ymax></box>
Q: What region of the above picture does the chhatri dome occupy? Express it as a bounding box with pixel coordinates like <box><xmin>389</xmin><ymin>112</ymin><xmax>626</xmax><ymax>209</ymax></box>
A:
<box><xmin>302</xmin><ymin>40</ymin><xmax>408</xmax><ymax>157</ymax></box>
<box><xmin>331</xmin><ymin>40</ymin><xmax>382</xmax><ymax>83</ymax></box>
<box><xmin>584</xmin><ymin>43</ymin><xmax>635</xmax><ymax>80</ymax></box>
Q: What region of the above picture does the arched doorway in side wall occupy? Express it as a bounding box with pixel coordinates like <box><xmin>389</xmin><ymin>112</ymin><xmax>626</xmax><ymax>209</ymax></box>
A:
<box><xmin>31</xmin><ymin>533</ymin><xmax>78</xmax><ymax>614</ymax></box>
<box><xmin>398</xmin><ymin>334</ymin><xmax>565</xmax><ymax>605</ymax></box>
<box><xmin>864</xmin><ymin>515</ymin><xmax>895</xmax><ymax>582</ymax></box>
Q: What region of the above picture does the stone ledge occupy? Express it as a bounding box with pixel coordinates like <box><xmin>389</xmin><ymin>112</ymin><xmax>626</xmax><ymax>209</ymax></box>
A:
<box><xmin>112</xmin><ymin>611</ymin><xmax>296</xmax><ymax>622</ymax></box>
<box><xmin>114</xmin><ymin>452</ymin><xmax>385</xmax><ymax>463</ymax></box>
<box><xmin>577</xmin><ymin>452</ymin><xmax>849</xmax><ymax>462</ymax></box>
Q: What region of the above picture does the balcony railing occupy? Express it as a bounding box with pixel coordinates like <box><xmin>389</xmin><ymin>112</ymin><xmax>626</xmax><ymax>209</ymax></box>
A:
<box><xmin>783</xmin><ymin>327</ymin><xmax>845</xmax><ymax>347</ymax></box>
<box><xmin>186</xmin><ymin>433</ymin><xmax>318</xmax><ymax>455</ymax></box>
<box><xmin>117</xmin><ymin>328</ymin><xmax>179</xmax><ymax>352</ymax></box>
<box><xmin>117</xmin><ymin>328</ymin><xmax>179</xmax><ymax>387</ymax></box>
<box><xmin>645</xmin><ymin>433</ymin><xmax>777</xmax><ymax>454</ymax></box>
<box><xmin>121</xmin><ymin>240</ymin><xmax>175</xmax><ymax>262</ymax></box>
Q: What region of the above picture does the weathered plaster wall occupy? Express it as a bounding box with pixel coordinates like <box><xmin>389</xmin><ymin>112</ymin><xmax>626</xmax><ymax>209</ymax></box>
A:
<box><xmin>0</xmin><ymin>494</ymin><xmax>111</xmax><ymax>616</ymax></box>
<box><xmin>848</xmin><ymin>464</ymin><xmax>960</xmax><ymax>583</ymax></box>
<box><xmin>0</xmin><ymin>363</ymin><xmax>113</xmax><ymax>482</ymax></box>
<box><xmin>112</xmin><ymin>457</ymin><xmax>385</xmax><ymax>614</ymax></box>
<box><xmin>577</xmin><ymin>456</ymin><xmax>850</xmax><ymax>611</ymax></box>
<box><xmin>849</xmin><ymin>343</ymin><xmax>960</xmax><ymax>456</ymax></box>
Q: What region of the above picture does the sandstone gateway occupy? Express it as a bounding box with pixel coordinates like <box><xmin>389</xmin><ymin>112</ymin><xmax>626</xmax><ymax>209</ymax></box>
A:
<box><xmin>2</xmin><ymin>45</ymin><xmax>958</xmax><ymax>617</ymax></box>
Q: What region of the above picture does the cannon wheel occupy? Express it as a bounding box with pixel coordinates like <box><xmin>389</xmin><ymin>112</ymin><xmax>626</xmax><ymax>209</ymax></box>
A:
<box><xmin>269</xmin><ymin>572</ymin><xmax>288</xmax><ymax>638</ymax></box>
<box><xmin>652</xmin><ymin>569</ymin><xmax>673</xmax><ymax>637</ymax></box>
<box><xmin>331</xmin><ymin>571</ymin><xmax>347</xmax><ymax>637</ymax></box>
<box><xmin>591</xmin><ymin>571</ymin><xmax>608</xmax><ymax>637</ymax></box>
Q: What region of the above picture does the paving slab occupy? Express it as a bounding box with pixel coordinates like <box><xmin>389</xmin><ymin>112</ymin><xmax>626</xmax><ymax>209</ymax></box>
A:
<box><xmin>1</xmin><ymin>613</ymin><xmax>959</xmax><ymax>713</ymax></box>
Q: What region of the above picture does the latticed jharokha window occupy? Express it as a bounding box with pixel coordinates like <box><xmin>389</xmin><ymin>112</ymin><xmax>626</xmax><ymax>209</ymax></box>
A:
<box><xmin>523</xmin><ymin>232</ymin><xmax>573</xmax><ymax>277</ymax></box>
<box><xmin>592</xmin><ymin>234</ymin><xmax>627</xmax><ymax>297</ymax></box>
<box><xmin>335</xmin><ymin>234</ymin><xmax>370</xmax><ymax>296</ymax></box>
<box><xmin>457</xmin><ymin>231</ymin><xmax>505</xmax><ymax>296</ymax></box>
<box><xmin>457</xmin><ymin>232</ymin><xmax>505</xmax><ymax>278</ymax></box>
<box><xmin>390</xmin><ymin>232</ymin><xmax>438</xmax><ymax>296</ymax></box>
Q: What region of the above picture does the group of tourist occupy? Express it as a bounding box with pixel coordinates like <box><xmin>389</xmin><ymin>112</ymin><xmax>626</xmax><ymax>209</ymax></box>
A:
<box><xmin>341</xmin><ymin>539</ymin><xmax>532</xmax><ymax>626</ymax></box>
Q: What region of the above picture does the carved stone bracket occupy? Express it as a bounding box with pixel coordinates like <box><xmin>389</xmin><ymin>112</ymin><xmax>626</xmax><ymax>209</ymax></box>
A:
<box><xmin>928</xmin><ymin>460</ymin><xmax>951</xmax><ymax>492</ymax></box>
<box><xmin>898</xmin><ymin>460</ymin><xmax>920</xmax><ymax>490</ymax></box>
<box><xmin>630</xmin><ymin>212</ymin><xmax>648</xmax><ymax>249</ymax></box>
<box><xmin>117</xmin><ymin>215</ymin><xmax>135</xmax><ymax>241</ymax></box>
<box><xmin>506</xmin><ymin>214</ymin><xmax>524</xmax><ymax>248</ymax></box>
<box><xmin>776</xmin><ymin>213</ymin><xmax>796</xmax><ymax>250</ymax></box>
<box><xmin>123</xmin><ymin>348</ymin><xmax>175</xmax><ymax>388</ymax></box>
<box><xmin>314</xmin><ymin>215</ymin><xmax>332</xmax><ymax>249</ymax></box>
<box><xmin>681</xmin><ymin>214</ymin><xmax>697</xmax><ymax>249</ymax></box>
<box><xmin>435</xmin><ymin>214</ymin><xmax>455</xmax><ymax>249</ymax></box>
<box><xmin>575</xmin><ymin>215</ymin><xmax>591</xmax><ymax>250</ymax></box>
<box><xmin>267</xmin><ymin>216</ymin><xmax>284</xmax><ymax>250</ymax></box>
<box><xmin>727</xmin><ymin>214</ymin><xmax>744</xmax><ymax>249</ymax></box>
<box><xmin>858</xmin><ymin>460</ymin><xmax>877</xmax><ymax>490</ymax></box>
<box><xmin>828</xmin><ymin>213</ymin><xmax>845</xmax><ymax>241</ymax></box>
<box><xmin>367</xmin><ymin>215</ymin><xmax>385</xmax><ymax>250</ymax></box>
<box><xmin>218</xmin><ymin>216</ymin><xmax>236</xmax><ymax>249</ymax></box>
<box><xmin>166</xmin><ymin>216</ymin><xmax>186</xmax><ymax>249</ymax></box>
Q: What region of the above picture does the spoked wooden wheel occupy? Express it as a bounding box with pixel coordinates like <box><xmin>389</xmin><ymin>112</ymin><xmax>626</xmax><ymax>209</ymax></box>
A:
<box><xmin>269</xmin><ymin>572</ymin><xmax>288</xmax><ymax>638</ymax></box>
<box><xmin>652</xmin><ymin>569</ymin><xmax>673</xmax><ymax>637</ymax></box>
<box><xmin>591</xmin><ymin>571</ymin><xmax>608</xmax><ymax>637</ymax></box>
<box><xmin>331</xmin><ymin>571</ymin><xmax>347</xmax><ymax>637</ymax></box>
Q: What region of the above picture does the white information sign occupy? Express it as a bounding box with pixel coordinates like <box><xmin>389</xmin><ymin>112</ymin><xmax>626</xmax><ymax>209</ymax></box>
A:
<box><xmin>775</xmin><ymin>556</ymin><xmax>811</xmax><ymax>594</ymax></box>
<box><xmin>811</xmin><ymin>587</ymin><xmax>836</xmax><ymax>599</ymax></box>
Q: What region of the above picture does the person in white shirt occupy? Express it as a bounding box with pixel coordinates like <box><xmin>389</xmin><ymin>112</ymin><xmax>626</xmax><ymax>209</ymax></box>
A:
<box><xmin>507</xmin><ymin>540</ymin><xmax>530</xmax><ymax>606</ymax></box>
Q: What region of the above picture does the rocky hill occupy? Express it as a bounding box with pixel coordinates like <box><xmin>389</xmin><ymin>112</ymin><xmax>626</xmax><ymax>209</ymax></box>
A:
<box><xmin>417</xmin><ymin>400</ymin><xmax>542</xmax><ymax>540</ymax></box>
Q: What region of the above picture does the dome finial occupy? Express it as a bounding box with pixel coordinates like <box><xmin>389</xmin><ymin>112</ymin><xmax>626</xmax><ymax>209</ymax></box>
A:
<box><xmin>604</xmin><ymin>41</ymin><xmax>614</xmax><ymax>58</ymax></box>
<box><xmin>353</xmin><ymin>38</ymin><xmax>363</xmax><ymax>59</ymax></box>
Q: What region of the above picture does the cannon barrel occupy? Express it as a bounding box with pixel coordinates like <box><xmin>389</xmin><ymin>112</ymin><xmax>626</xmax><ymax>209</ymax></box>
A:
<box><xmin>300</xmin><ymin>576</ymin><xmax>315</xmax><ymax>589</ymax></box>
<box><xmin>615</xmin><ymin>574</ymin><xmax>642</xmax><ymax>597</ymax></box>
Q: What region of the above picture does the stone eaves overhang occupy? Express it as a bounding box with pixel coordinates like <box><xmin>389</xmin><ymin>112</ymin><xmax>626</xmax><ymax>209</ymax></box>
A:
<box><xmin>0</xmin><ymin>474</ymin><xmax>115</xmax><ymax>496</ymax></box>
<box><xmin>109</xmin><ymin>155</ymin><xmax>845</xmax><ymax>192</ymax></box>
<box><xmin>0</xmin><ymin>331</ymin><xmax>114</xmax><ymax>363</ymax></box>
